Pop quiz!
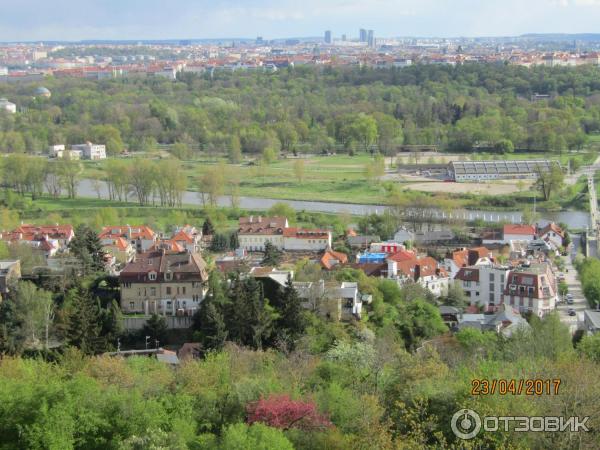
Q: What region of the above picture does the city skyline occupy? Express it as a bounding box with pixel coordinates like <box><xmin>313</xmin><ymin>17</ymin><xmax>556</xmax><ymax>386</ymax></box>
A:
<box><xmin>2</xmin><ymin>0</ymin><xmax>600</xmax><ymax>42</ymax></box>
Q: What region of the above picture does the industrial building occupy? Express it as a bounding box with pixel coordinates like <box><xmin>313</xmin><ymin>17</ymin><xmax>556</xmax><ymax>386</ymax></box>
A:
<box><xmin>448</xmin><ymin>160</ymin><xmax>558</xmax><ymax>182</ymax></box>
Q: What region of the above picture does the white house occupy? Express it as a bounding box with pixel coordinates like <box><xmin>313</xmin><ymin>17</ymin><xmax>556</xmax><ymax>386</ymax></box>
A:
<box><xmin>238</xmin><ymin>216</ymin><xmax>332</xmax><ymax>252</ymax></box>
<box><xmin>283</xmin><ymin>228</ymin><xmax>332</xmax><ymax>251</ymax></box>
<box><xmin>0</xmin><ymin>98</ymin><xmax>16</xmax><ymax>114</ymax></box>
<box><xmin>237</xmin><ymin>216</ymin><xmax>287</xmax><ymax>251</ymax></box>
<box><xmin>71</xmin><ymin>142</ymin><xmax>107</xmax><ymax>160</ymax></box>
<box><xmin>503</xmin><ymin>224</ymin><xmax>537</xmax><ymax>243</ymax></box>
<box><xmin>538</xmin><ymin>223</ymin><xmax>565</xmax><ymax>250</ymax></box>
<box><xmin>386</xmin><ymin>252</ymin><xmax>450</xmax><ymax>297</ymax></box>
<box><xmin>454</xmin><ymin>259</ymin><xmax>510</xmax><ymax>311</ymax></box>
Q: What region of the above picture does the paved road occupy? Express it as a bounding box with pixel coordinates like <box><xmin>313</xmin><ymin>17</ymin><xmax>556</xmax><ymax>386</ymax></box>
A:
<box><xmin>556</xmin><ymin>239</ymin><xmax>587</xmax><ymax>333</ymax></box>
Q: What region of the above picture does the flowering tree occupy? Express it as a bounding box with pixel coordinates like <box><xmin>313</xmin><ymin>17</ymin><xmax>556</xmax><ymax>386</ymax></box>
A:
<box><xmin>247</xmin><ymin>394</ymin><xmax>332</xmax><ymax>431</ymax></box>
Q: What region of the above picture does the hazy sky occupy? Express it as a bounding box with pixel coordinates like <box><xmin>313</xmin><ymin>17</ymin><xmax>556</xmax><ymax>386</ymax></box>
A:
<box><xmin>2</xmin><ymin>0</ymin><xmax>600</xmax><ymax>41</ymax></box>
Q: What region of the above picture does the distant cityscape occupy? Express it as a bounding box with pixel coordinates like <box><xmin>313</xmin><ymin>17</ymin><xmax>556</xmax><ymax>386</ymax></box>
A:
<box><xmin>2</xmin><ymin>32</ymin><xmax>600</xmax><ymax>83</ymax></box>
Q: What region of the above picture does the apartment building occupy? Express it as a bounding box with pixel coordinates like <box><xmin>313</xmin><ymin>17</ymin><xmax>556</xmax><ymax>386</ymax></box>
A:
<box><xmin>501</xmin><ymin>262</ymin><xmax>557</xmax><ymax>317</ymax></box>
<box><xmin>454</xmin><ymin>259</ymin><xmax>510</xmax><ymax>311</ymax></box>
<box><xmin>119</xmin><ymin>249</ymin><xmax>209</xmax><ymax>316</ymax></box>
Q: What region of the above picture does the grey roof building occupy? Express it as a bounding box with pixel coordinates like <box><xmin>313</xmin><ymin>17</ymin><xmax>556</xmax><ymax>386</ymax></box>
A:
<box><xmin>449</xmin><ymin>160</ymin><xmax>558</xmax><ymax>182</ymax></box>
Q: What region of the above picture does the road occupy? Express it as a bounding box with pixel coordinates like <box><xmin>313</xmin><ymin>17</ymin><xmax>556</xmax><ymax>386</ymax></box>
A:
<box><xmin>556</xmin><ymin>237</ymin><xmax>587</xmax><ymax>334</ymax></box>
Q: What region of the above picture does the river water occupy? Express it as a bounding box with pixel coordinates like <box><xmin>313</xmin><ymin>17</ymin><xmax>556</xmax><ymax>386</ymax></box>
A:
<box><xmin>77</xmin><ymin>179</ymin><xmax>591</xmax><ymax>230</ymax></box>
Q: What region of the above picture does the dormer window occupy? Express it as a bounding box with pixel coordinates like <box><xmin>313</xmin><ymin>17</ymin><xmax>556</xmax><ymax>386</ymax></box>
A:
<box><xmin>165</xmin><ymin>271</ymin><xmax>173</xmax><ymax>281</ymax></box>
<box><xmin>148</xmin><ymin>271</ymin><xmax>157</xmax><ymax>281</ymax></box>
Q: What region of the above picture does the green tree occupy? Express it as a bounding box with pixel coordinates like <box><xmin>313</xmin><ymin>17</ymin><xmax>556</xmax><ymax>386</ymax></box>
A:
<box><xmin>142</xmin><ymin>314</ymin><xmax>168</xmax><ymax>347</ymax></box>
<box><xmin>69</xmin><ymin>225</ymin><xmax>106</xmax><ymax>274</ymax></box>
<box><xmin>535</xmin><ymin>162</ymin><xmax>564</xmax><ymax>201</ymax></box>
<box><xmin>262</xmin><ymin>242</ymin><xmax>282</xmax><ymax>267</ymax></box>
<box><xmin>396</xmin><ymin>299</ymin><xmax>447</xmax><ymax>350</ymax></box>
<box><xmin>220</xmin><ymin>423</ymin><xmax>294</xmax><ymax>450</ymax></box>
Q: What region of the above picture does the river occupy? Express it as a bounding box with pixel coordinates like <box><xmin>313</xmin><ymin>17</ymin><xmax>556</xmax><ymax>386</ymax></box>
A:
<box><xmin>77</xmin><ymin>179</ymin><xmax>591</xmax><ymax>230</ymax></box>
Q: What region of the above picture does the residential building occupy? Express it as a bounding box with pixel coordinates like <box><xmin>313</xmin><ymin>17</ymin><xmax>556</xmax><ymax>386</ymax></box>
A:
<box><xmin>386</xmin><ymin>252</ymin><xmax>450</xmax><ymax>297</ymax></box>
<box><xmin>0</xmin><ymin>260</ymin><xmax>21</xmax><ymax>300</ymax></box>
<box><xmin>237</xmin><ymin>216</ymin><xmax>287</xmax><ymax>251</ymax></box>
<box><xmin>283</xmin><ymin>228</ymin><xmax>332</xmax><ymax>251</ymax></box>
<box><xmin>0</xmin><ymin>98</ymin><xmax>16</xmax><ymax>113</ymax></box>
<box><xmin>393</xmin><ymin>227</ymin><xmax>414</xmax><ymax>244</ymax></box>
<box><xmin>503</xmin><ymin>224</ymin><xmax>536</xmax><ymax>242</ymax></box>
<box><xmin>99</xmin><ymin>225</ymin><xmax>157</xmax><ymax>252</ymax></box>
<box><xmin>501</xmin><ymin>262</ymin><xmax>557</xmax><ymax>317</ymax></box>
<box><xmin>320</xmin><ymin>249</ymin><xmax>348</xmax><ymax>270</ymax></box>
<box><xmin>102</xmin><ymin>237</ymin><xmax>136</xmax><ymax>265</ymax></box>
<box><xmin>119</xmin><ymin>249</ymin><xmax>209</xmax><ymax>316</ymax></box>
<box><xmin>251</xmin><ymin>269</ymin><xmax>370</xmax><ymax>321</ymax></box>
<box><xmin>369</xmin><ymin>241</ymin><xmax>406</xmax><ymax>254</ymax></box>
<box><xmin>171</xmin><ymin>225</ymin><xmax>202</xmax><ymax>253</ymax></box>
<box><xmin>444</xmin><ymin>246</ymin><xmax>492</xmax><ymax>278</ymax></box>
<box><xmin>237</xmin><ymin>216</ymin><xmax>332</xmax><ymax>252</ymax></box>
<box><xmin>347</xmin><ymin>234</ymin><xmax>380</xmax><ymax>249</ymax></box>
<box><xmin>454</xmin><ymin>259</ymin><xmax>510</xmax><ymax>311</ymax></box>
<box><xmin>538</xmin><ymin>222</ymin><xmax>565</xmax><ymax>250</ymax></box>
<box><xmin>71</xmin><ymin>141</ymin><xmax>107</xmax><ymax>160</ymax></box>
<box><xmin>456</xmin><ymin>304</ymin><xmax>531</xmax><ymax>337</ymax></box>
<box><xmin>1</xmin><ymin>224</ymin><xmax>74</xmax><ymax>256</ymax></box>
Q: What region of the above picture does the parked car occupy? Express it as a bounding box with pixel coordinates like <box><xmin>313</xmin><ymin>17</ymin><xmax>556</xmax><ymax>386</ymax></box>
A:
<box><xmin>568</xmin><ymin>308</ymin><xmax>576</xmax><ymax>316</ymax></box>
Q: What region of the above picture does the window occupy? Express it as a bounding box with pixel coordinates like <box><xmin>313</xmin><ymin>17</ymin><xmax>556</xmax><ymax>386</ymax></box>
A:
<box><xmin>182</xmin><ymin>286</ymin><xmax>186</xmax><ymax>295</ymax></box>
<box><xmin>489</xmin><ymin>283</ymin><xmax>494</xmax><ymax>293</ymax></box>
<box><xmin>166</xmin><ymin>287</ymin><xmax>171</xmax><ymax>295</ymax></box>
<box><xmin>149</xmin><ymin>272</ymin><xmax>157</xmax><ymax>281</ymax></box>
<box><xmin>177</xmin><ymin>287</ymin><xmax>180</xmax><ymax>295</ymax></box>
<box><xmin>129</xmin><ymin>302</ymin><xmax>135</xmax><ymax>310</ymax></box>
<box><xmin>489</xmin><ymin>273</ymin><xmax>495</xmax><ymax>282</ymax></box>
<box><xmin>489</xmin><ymin>293</ymin><xmax>495</xmax><ymax>304</ymax></box>
<box><xmin>475</xmin><ymin>291</ymin><xmax>480</xmax><ymax>296</ymax></box>
<box><xmin>165</xmin><ymin>271</ymin><xmax>172</xmax><ymax>281</ymax></box>
<box><xmin>150</xmin><ymin>287</ymin><xmax>156</xmax><ymax>296</ymax></box>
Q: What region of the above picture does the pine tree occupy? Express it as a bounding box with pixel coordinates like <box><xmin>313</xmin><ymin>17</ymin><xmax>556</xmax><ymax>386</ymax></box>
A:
<box><xmin>193</xmin><ymin>272</ymin><xmax>229</xmax><ymax>350</ymax></box>
<box><xmin>229</xmin><ymin>232</ymin><xmax>239</xmax><ymax>250</ymax></box>
<box><xmin>202</xmin><ymin>217</ymin><xmax>215</xmax><ymax>236</ymax></box>
<box><xmin>262</xmin><ymin>241</ymin><xmax>282</xmax><ymax>266</ymax></box>
<box><xmin>278</xmin><ymin>275</ymin><xmax>306</xmax><ymax>343</ymax></box>
<box><xmin>65</xmin><ymin>287</ymin><xmax>101</xmax><ymax>354</ymax></box>
<box><xmin>69</xmin><ymin>225</ymin><xmax>106</xmax><ymax>274</ymax></box>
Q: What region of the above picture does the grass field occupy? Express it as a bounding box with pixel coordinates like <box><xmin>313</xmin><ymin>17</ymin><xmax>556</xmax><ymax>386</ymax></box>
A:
<box><xmin>78</xmin><ymin>150</ymin><xmax>596</xmax><ymax>211</ymax></box>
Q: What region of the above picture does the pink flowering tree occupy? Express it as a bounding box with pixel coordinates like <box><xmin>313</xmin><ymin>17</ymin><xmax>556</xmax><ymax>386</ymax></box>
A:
<box><xmin>247</xmin><ymin>394</ymin><xmax>332</xmax><ymax>431</ymax></box>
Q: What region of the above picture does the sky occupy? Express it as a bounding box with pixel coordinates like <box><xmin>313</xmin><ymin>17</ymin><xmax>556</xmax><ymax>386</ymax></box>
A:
<box><xmin>2</xmin><ymin>0</ymin><xmax>600</xmax><ymax>42</ymax></box>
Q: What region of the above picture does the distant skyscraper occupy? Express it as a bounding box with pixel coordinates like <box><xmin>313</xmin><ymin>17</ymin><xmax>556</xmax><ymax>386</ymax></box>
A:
<box><xmin>341</xmin><ymin>34</ymin><xmax>347</xmax><ymax>42</ymax></box>
<box><xmin>367</xmin><ymin>30</ymin><xmax>375</xmax><ymax>48</ymax></box>
<box><xmin>359</xmin><ymin>28</ymin><xmax>367</xmax><ymax>42</ymax></box>
<box><xmin>256</xmin><ymin>36</ymin><xmax>264</xmax><ymax>45</ymax></box>
<box><xmin>324</xmin><ymin>30</ymin><xmax>332</xmax><ymax>44</ymax></box>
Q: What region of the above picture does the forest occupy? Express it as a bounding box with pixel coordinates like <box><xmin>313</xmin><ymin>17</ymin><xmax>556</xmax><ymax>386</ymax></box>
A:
<box><xmin>1</xmin><ymin>64</ymin><xmax>600</xmax><ymax>156</ymax></box>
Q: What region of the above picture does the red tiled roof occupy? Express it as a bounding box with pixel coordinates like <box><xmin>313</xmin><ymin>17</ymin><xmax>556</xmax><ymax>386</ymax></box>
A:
<box><xmin>320</xmin><ymin>249</ymin><xmax>348</xmax><ymax>270</ymax></box>
<box><xmin>387</xmin><ymin>249</ymin><xmax>417</xmax><ymax>263</ymax></box>
<box><xmin>100</xmin><ymin>225</ymin><xmax>155</xmax><ymax>240</ymax></box>
<box><xmin>503</xmin><ymin>224</ymin><xmax>536</xmax><ymax>236</ymax></box>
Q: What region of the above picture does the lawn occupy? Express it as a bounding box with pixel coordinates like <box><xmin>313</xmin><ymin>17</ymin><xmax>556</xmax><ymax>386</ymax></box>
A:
<box><xmin>78</xmin><ymin>150</ymin><xmax>596</xmax><ymax>210</ymax></box>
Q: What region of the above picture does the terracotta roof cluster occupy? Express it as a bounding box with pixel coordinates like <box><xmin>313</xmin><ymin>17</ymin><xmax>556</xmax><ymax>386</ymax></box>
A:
<box><xmin>320</xmin><ymin>249</ymin><xmax>348</xmax><ymax>270</ymax></box>
<box><xmin>103</xmin><ymin>237</ymin><xmax>131</xmax><ymax>251</ymax></box>
<box><xmin>100</xmin><ymin>225</ymin><xmax>156</xmax><ymax>241</ymax></box>
<box><xmin>503</xmin><ymin>224</ymin><xmax>536</xmax><ymax>236</ymax></box>
<box><xmin>387</xmin><ymin>249</ymin><xmax>417</xmax><ymax>263</ymax></box>
<box><xmin>119</xmin><ymin>250</ymin><xmax>208</xmax><ymax>283</ymax></box>
<box><xmin>395</xmin><ymin>256</ymin><xmax>443</xmax><ymax>280</ymax></box>
<box><xmin>450</xmin><ymin>246</ymin><xmax>491</xmax><ymax>268</ymax></box>
<box><xmin>5</xmin><ymin>224</ymin><xmax>74</xmax><ymax>241</ymax></box>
